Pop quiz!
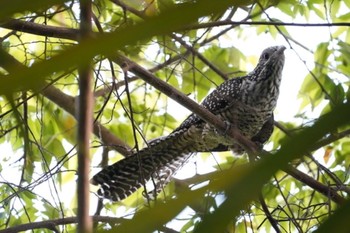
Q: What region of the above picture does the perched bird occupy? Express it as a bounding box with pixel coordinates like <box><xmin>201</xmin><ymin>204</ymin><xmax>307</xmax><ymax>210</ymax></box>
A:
<box><xmin>91</xmin><ymin>46</ymin><xmax>286</xmax><ymax>201</ymax></box>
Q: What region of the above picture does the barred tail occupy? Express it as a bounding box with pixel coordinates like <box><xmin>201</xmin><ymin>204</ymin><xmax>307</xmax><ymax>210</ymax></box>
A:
<box><xmin>91</xmin><ymin>130</ymin><xmax>192</xmax><ymax>201</ymax></box>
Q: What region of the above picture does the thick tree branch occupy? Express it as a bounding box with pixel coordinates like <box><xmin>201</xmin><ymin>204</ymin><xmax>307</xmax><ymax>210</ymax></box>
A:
<box><xmin>114</xmin><ymin>53</ymin><xmax>259</xmax><ymax>154</ymax></box>
<box><xmin>0</xmin><ymin>46</ymin><xmax>131</xmax><ymax>156</ymax></box>
<box><xmin>0</xmin><ymin>216</ymin><xmax>125</xmax><ymax>233</ymax></box>
<box><xmin>1</xmin><ymin>40</ymin><xmax>347</xmax><ymax>206</ymax></box>
<box><xmin>77</xmin><ymin>1</ymin><xmax>93</xmax><ymax>232</ymax></box>
<box><xmin>0</xmin><ymin>18</ymin><xmax>79</xmax><ymax>40</ymax></box>
<box><xmin>110</xmin><ymin>54</ymin><xmax>348</xmax><ymax>205</ymax></box>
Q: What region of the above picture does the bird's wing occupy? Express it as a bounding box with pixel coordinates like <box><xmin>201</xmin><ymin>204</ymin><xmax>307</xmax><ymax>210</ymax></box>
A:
<box><xmin>174</xmin><ymin>77</ymin><xmax>244</xmax><ymax>132</ymax></box>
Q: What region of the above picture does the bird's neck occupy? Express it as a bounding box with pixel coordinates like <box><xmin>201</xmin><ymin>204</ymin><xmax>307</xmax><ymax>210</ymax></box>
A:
<box><xmin>241</xmin><ymin>62</ymin><xmax>284</xmax><ymax>110</ymax></box>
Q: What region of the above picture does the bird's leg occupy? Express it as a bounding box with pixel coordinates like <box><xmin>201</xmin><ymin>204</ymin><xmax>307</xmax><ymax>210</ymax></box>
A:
<box><xmin>251</xmin><ymin>115</ymin><xmax>274</xmax><ymax>151</ymax></box>
<box><xmin>222</xmin><ymin>120</ymin><xmax>232</xmax><ymax>135</ymax></box>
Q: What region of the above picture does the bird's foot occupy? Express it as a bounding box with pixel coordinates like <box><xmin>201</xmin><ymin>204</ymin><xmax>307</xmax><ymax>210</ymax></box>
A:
<box><xmin>215</xmin><ymin>120</ymin><xmax>232</xmax><ymax>136</ymax></box>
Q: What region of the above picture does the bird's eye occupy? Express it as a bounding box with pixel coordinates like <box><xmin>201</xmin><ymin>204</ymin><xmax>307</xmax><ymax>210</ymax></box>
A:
<box><xmin>263</xmin><ymin>52</ymin><xmax>270</xmax><ymax>60</ymax></box>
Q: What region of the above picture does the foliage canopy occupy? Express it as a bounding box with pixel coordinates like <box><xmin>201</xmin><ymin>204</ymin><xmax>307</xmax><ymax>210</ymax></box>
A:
<box><xmin>0</xmin><ymin>0</ymin><xmax>350</xmax><ymax>232</ymax></box>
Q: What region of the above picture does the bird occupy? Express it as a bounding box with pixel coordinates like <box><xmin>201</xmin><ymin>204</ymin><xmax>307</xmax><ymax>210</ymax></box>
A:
<box><xmin>91</xmin><ymin>45</ymin><xmax>286</xmax><ymax>201</ymax></box>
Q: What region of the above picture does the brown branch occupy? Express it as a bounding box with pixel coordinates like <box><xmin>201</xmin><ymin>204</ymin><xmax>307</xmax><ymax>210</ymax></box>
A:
<box><xmin>93</xmin><ymin>50</ymin><xmax>192</xmax><ymax>98</ymax></box>
<box><xmin>182</xmin><ymin>20</ymin><xmax>350</xmax><ymax>30</ymax></box>
<box><xmin>171</xmin><ymin>34</ymin><xmax>229</xmax><ymax>81</ymax></box>
<box><xmin>42</xmin><ymin>84</ymin><xmax>131</xmax><ymax>156</ymax></box>
<box><xmin>2</xmin><ymin>18</ymin><xmax>349</xmax><ymax>45</ymax></box>
<box><xmin>112</xmin><ymin>0</ymin><xmax>229</xmax><ymax>81</ymax></box>
<box><xmin>277</xmin><ymin>121</ymin><xmax>344</xmax><ymax>152</ymax></box>
<box><xmin>0</xmin><ymin>216</ymin><xmax>125</xmax><ymax>233</ymax></box>
<box><xmin>149</xmin><ymin>50</ymin><xmax>192</xmax><ymax>73</ymax></box>
<box><xmin>2</xmin><ymin>1</ymin><xmax>347</xmax><ymax>209</ymax></box>
<box><xmin>93</xmin><ymin>74</ymin><xmax>139</xmax><ymax>98</ymax></box>
<box><xmin>113</xmin><ymin>53</ymin><xmax>258</xmax><ymax>154</ymax></box>
<box><xmin>272</xmin><ymin>122</ymin><xmax>348</xmax><ymax>205</ymax></box>
<box><xmin>271</xmin><ymin>174</ymin><xmax>304</xmax><ymax>231</ymax></box>
<box><xmin>275</xmin><ymin>121</ymin><xmax>350</xmax><ymax>195</ymax></box>
<box><xmin>174</xmin><ymin>162</ymin><xmax>346</xmax><ymax>205</ymax></box>
<box><xmin>258</xmin><ymin>193</ymin><xmax>281</xmax><ymax>233</ymax></box>
<box><xmin>1</xmin><ymin>40</ymin><xmax>347</xmax><ymax>206</ymax></box>
<box><xmin>77</xmin><ymin>1</ymin><xmax>93</xmax><ymax>232</ymax></box>
<box><xmin>0</xmin><ymin>18</ymin><xmax>79</xmax><ymax>40</ymax></box>
<box><xmin>110</xmin><ymin>0</ymin><xmax>144</xmax><ymax>18</ymax></box>
<box><xmin>309</xmin><ymin>128</ymin><xmax>350</xmax><ymax>152</ymax></box>
<box><xmin>0</xmin><ymin>46</ymin><xmax>131</xmax><ymax>156</ymax></box>
<box><xmin>282</xmin><ymin>165</ymin><xmax>346</xmax><ymax>205</ymax></box>
<box><xmin>3</xmin><ymin>15</ymin><xmax>230</xmax><ymax>113</ymax></box>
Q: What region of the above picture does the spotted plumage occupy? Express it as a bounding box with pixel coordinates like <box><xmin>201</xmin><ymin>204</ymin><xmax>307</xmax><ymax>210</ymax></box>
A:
<box><xmin>91</xmin><ymin>46</ymin><xmax>286</xmax><ymax>201</ymax></box>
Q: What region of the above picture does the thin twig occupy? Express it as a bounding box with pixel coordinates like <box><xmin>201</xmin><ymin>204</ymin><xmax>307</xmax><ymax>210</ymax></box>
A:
<box><xmin>0</xmin><ymin>216</ymin><xmax>126</xmax><ymax>233</ymax></box>
<box><xmin>258</xmin><ymin>193</ymin><xmax>281</xmax><ymax>233</ymax></box>
<box><xmin>283</xmin><ymin>165</ymin><xmax>346</xmax><ymax>205</ymax></box>
<box><xmin>182</xmin><ymin>20</ymin><xmax>350</xmax><ymax>30</ymax></box>
<box><xmin>0</xmin><ymin>45</ymin><xmax>131</xmax><ymax>156</ymax></box>
<box><xmin>1</xmin><ymin>18</ymin><xmax>349</xmax><ymax>43</ymax></box>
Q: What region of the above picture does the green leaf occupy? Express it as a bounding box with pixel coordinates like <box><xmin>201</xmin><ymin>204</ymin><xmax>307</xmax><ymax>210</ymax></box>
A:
<box><xmin>278</xmin><ymin>2</ymin><xmax>295</xmax><ymax>17</ymax></box>
<box><xmin>0</xmin><ymin>0</ymin><xmax>68</xmax><ymax>20</ymax></box>
<box><xmin>315</xmin><ymin>200</ymin><xmax>350</xmax><ymax>233</ymax></box>
<box><xmin>193</xmin><ymin>102</ymin><xmax>350</xmax><ymax>233</ymax></box>
<box><xmin>315</xmin><ymin>42</ymin><xmax>330</xmax><ymax>66</ymax></box>
<box><xmin>0</xmin><ymin>0</ymin><xmax>247</xmax><ymax>95</ymax></box>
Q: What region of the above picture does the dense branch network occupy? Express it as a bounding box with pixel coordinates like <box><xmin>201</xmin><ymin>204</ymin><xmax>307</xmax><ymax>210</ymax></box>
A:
<box><xmin>0</xmin><ymin>1</ymin><xmax>349</xmax><ymax>232</ymax></box>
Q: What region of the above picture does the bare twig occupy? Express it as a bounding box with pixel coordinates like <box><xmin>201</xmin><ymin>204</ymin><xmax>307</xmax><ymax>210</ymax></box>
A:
<box><xmin>112</xmin><ymin>0</ymin><xmax>229</xmax><ymax>81</ymax></box>
<box><xmin>0</xmin><ymin>46</ymin><xmax>131</xmax><ymax>156</ymax></box>
<box><xmin>258</xmin><ymin>193</ymin><xmax>281</xmax><ymax>233</ymax></box>
<box><xmin>282</xmin><ymin>165</ymin><xmax>346</xmax><ymax>205</ymax></box>
<box><xmin>0</xmin><ymin>216</ymin><xmax>126</xmax><ymax>233</ymax></box>
<box><xmin>275</xmin><ymin>122</ymin><xmax>350</xmax><ymax>196</ymax></box>
<box><xmin>182</xmin><ymin>20</ymin><xmax>350</xmax><ymax>30</ymax></box>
